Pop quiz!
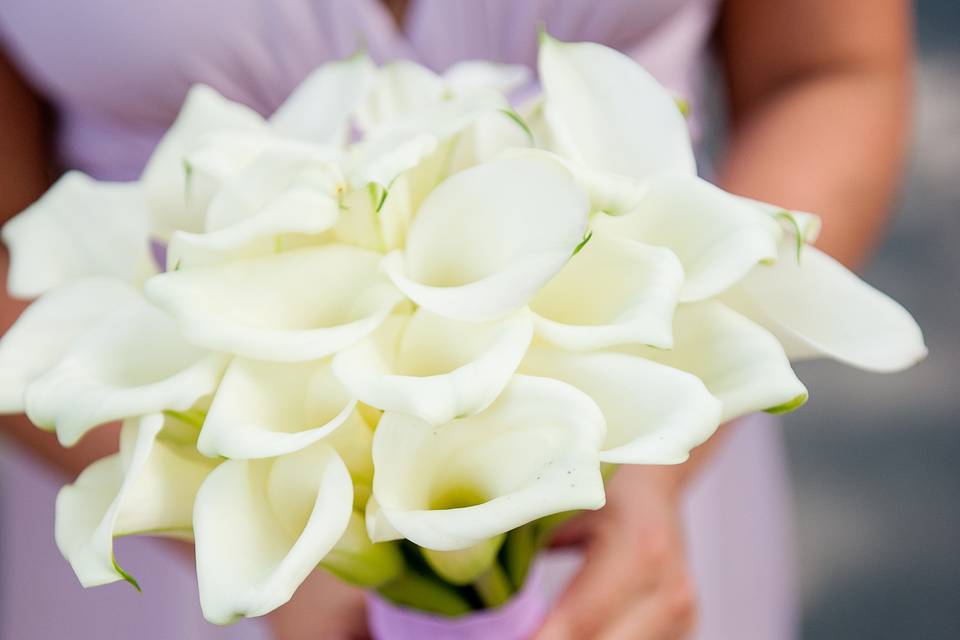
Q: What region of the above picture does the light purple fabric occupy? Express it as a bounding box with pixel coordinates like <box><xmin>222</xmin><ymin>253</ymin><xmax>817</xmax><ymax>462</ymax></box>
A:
<box><xmin>0</xmin><ymin>0</ymin><xmax>718</xmax><ymax>181</ymax></box>
<box><xmin>0</xmin><ymin>2</ymin><xmax>796</xmax><ymax>639</ymax></box>
<box><xmin>366</xmin><ymin>563</ymin><xmax>547</xmax><ymax>640</ymax></box>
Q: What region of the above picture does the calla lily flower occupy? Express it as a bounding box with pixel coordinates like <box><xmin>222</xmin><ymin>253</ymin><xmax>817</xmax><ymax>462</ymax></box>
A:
<box><xmin>193</xmin><ymin>442</ymin><xmax>354</xmax><ymax>623</ymax></box>
<box><xmin>529</xmin><ymin>232</ymin><xmax>683</xmax><ymax>350</ymax></box>
<box><xmin>592</xmin><ymin>173</ymin><xmax>783</xmax><ymax>302</ymax></box>
<box><xmin>442</xmin><ymin>61</ymin><xmax>531</xmax><ymax>97</ymax></box>
<box><xmin>370</xmin><ymin>375</ymin><xmax>606</xmax><ymax>551</ymax></box>
<box><xmin>25</xmin><ymin>298</ymin><xmax>228</xmax><ymax>447</ymax></box>
<box><xmin>269</xmin><ymin>52</ymin><xmax>375</xmax><ymax>146</ymax></box>
<box><xmin>356</xmin><ymin>59</ymin><xmax>527</xmax><ymax>138</ymax></box>
<box><xmin>199</xmin><ymin>357</ymin><xmax>358</xmax><ymax>459</ymax></box>
<box><xmin>55</xmin><ymin>412</ymin><xmax>218</xmax><ymax>589</ymax></box>
<box><xmin>142</xmin><ymin>85</ymin><xmax>268</xmax><ymax>239</ymax></box>
<box><xmin>356</xmin><ymin>60</ymin><xmax>448</xmax><ymax>137</ymax></box>
<box><xmin>539</xmin><ymin>33</ymin><xmax>696</xmax><ymax>180</ymax></box>
<box><xmin>347</xmin><ymin>88</ymin><xmax>509</xmax><ymax>189</ymax></box>
<box><xmin>333</xmin><ymin>310</ymin><xmax>533</xmax><ymax>424</ymax></box>
<box><xmin>167</xmin><ymin>145</ymin><xmax>343</xmax><ymax>269</ymax></box>
<box><xmin>1</xmin><ymin>173</ymin><xmax>154</xmax><ymax>298</ymax></box>
<box><xmin>145</xmin><ymin>245</ymin><xmax>403</xmax><ymax>361</ymax></box>
<box><xmin>383</xmin><ymin>155</ymin><xmax>589</xmax><ymax>322</ymax></box>
<box><xmin>0</xmin><ymin>278</ymin><xmax>143</xmax><ymax>413</ymax></box>
<box><xmin>520</xmin><ymin>348</ymin><xmax>722</xmax><ymax>464</ymax></box>
<box><xmin>722</xmin><ymin>242</ymin><xmax>928</xmax><ymax>372</ymax></box>
<box><xmin>621</xmin><ymin>301</ymin><xmax>808</xmax><ymax>421</ymax></box>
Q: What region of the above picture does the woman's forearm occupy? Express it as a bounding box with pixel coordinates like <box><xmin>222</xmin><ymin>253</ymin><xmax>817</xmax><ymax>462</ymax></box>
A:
<box><xmin>717</xmin><ymin>65</ymin><xmax>910</xmax><ymax>268</ymax></box>
<box><xmin>718</xmin><ymin>0</ymin><xmax>912</xmax><ymax>269</ymax></box>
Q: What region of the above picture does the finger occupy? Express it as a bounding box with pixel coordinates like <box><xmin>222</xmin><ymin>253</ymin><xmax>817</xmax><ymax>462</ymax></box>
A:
<box><xmin>535</xmin><ymin>530</ymin><xmax>646</xmax><ymax>640</ymax></box>
<box><xmin>547</xmin><ymin>512</ymin><xmax>593</xmax><ymax>548</ymax></box>
<box><xmin>598</xmin><ymin>576</ymin><xmax>698</xmax><ymax>640</ymax></box>
<box><xmin>269</xmin><ymin>569</ymin><xmax>369</xmax><ymax>640</ymax></box>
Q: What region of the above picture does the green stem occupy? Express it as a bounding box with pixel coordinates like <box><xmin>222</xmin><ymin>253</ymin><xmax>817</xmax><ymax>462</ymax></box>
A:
<box><xmin>472</xmin><ymin>561</ymin><xmax>513</xmax><ymax>609</ymax></box>
<box><xmin>377</xmin><ymin>570</ymin><xmax>472</xmax><ymax>616</ymax></box>
<box><xmin>504</xmin><ymin>524</ymin><xmax>536</xmax><ymax>588</ymax></box>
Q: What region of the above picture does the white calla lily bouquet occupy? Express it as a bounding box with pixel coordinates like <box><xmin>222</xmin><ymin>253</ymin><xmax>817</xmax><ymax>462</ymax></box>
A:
<box><xmin>0</xmin><ymin>35</ymin><xmax>925</xmax><ymax>631</ymax></box>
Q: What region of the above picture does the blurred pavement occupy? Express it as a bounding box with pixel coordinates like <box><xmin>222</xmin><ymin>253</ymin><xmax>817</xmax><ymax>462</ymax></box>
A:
<box><xmin>785</xmin><ymin>2</ymin><xmax>960</xmax><ymax>638</ymax></box>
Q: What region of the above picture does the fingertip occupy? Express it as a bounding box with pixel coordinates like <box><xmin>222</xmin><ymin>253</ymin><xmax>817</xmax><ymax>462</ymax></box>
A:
<box><xmin>535</xmin><ymin>616</ymin><xmax>572</xmax><ymax>640</ymax></box>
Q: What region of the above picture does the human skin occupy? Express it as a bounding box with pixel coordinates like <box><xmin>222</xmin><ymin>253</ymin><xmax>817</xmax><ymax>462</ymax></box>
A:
<box><xmin>0</xmin><ymin>0</ymin><xmax>911</xmax><ymax>638</ymax></box>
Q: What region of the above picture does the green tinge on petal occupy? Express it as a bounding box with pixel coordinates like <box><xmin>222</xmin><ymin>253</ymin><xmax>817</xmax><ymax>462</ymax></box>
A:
<box><xmin>112</xmin><ymin>553</ymin><xmax>141</xmax><ymax>592</ymax></box>
<box><xmin>774</xmin><ymin>210</ymin><xmax>806</xmax><ymax>264</ymax></box>
<box><xmin>764</xmin><ymin>392</ymin><xmax>809</xmax><ymax>415</ymax></box>
<box><xmin>497</xmin><ymin>109</ymin><xmax>535</xmax><ymax>146</ymax></box>
<box><xmin>571</xmin><ymin>230</ymin><xmax>593</xmax><ymax>256</ymax></box>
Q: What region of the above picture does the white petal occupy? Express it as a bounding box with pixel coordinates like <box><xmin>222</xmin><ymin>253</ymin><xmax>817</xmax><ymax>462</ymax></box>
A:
<box><xmin>0</xmin><ymin>278</ymin><xmax>142</xmax><ymax>414</ymax></box>
<box><xmin>443</xmin><ymin>61</ymin><xmax>531</xmax><ymax>97</ymax></box>
<box><xmin>333</xmin><ymin>309</ymin><xmax>532</xmax><ymax>424</ymax></box>
<box><xmin>373</xmin><ymin>375</ymin><xmax>605</xmax><ymax>551</ymax></box>
<box><xmin>529</xmin><ymin>232</ymin><xmax>683</xmax><ymax>350</ymax></box>
<box><xmin>199</xmin><ymin>358</ymin><xmax>357</xmax><ymax>459</ymax></box>
<box><xmin>168</xmin><ymin>146</ymin><xmax>343</xmax><ymax>269</ymax></box>
<box><xmin>593</xmin><ymin>174</ymin><xmax>783</xmax><ymax>301</ymax></box>
<box><xmin>368</xmin><ymin>142</ymin><xmax>452</xmax><ymax>251</ymax></box>
<box><xmin>167</xmin><ymin>190</ymin><xmax>339</xmax><ymax>269</ymax></box>
<box><xmin>141</xmin><ymin>85</ymin><xmax>267</xmax><ymax>239</ymax></box>
<box><xmin>539</xmin><ymin>36</ymin><xmax>695</xmax><ymax>179</ymax></box>
<box><xmin>346</xmin><ymin>131</ymin><xmax>439</xmax><ymax>189</ymax></box>
<box><xmin>25</xmin><ymin>299</ymin><xmax>228</xmax><ymax>446</ymax></box>
<box><xmin>738</xmin><ymin>196</ymin><xmax>822</xmax><ymax>244</ymax></box>
<box><xmin>497</xmin><ymin>148</ymin><xmax>646</xmax><ymax>217</ymax></box>
<box><xmin>383</xmin><ymin>155</ymin><xmax>589</xmax><ymax>321</ymax></box>
<box><xmin>323</xmin><ymin>409</ymin><xmax>375</xmax><ymax>487</ymax></box>
<box><xmin>622</xmin><ymin>301</ymin><xmax>808</xmax><ymax>421</ymax></box>
<box><xmin>356</xmin><ymin>60</ymin><xmax>446</xmax><ymax>136</ymax></box>
<box><xmin>348</xmin><ymin>90</ymin><xmax>509</xmax><ymax>188</ymax></box>
<box><xmin>723</xmin><ymin>244</ymin><xmax>927</xmax><ymax>373</ymax></box>
<box><xmin>520</xmin><ymin>348</ymin><xmax>721</xmax><ymax>464</ymax></box>
<box><xmin>2</xmin><ymin>173</ymin><xmax>154</xmax><ymax>298</ymax></box>
<box><xmin>365</xmin><ymin>495</ymin><xmax>403</xmax><ymax>544</ymax></box>
<box><xmin>145</xmin><ymin>245</ymin><xmax>403</xmax><ymax>361</ymax></box>
<box><xmin>269</xmin><ymin>53</ymin><xmax>375</xmax><ymax>146</ymax></box>
<box><xmin>194</xmin><ymin>443</ymin><xmax>353</xmax><ymax>623</ymax></box>
<box><xmin>204</xmin><ymin>144</ymin><xmax>343</xmax><ymax>233</ymax></box>
<box><xmin>444</xmin><ymin>111</ymin><xmax>533</xmax><ymax>174</ymax></box>
<box><xmin>55</xmin><ymin>414</ymin><xmax>216</xmax><ymax>588</ymax></box>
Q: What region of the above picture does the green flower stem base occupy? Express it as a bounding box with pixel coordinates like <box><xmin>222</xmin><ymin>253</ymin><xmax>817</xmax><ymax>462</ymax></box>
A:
<box><xmin>473</xmin><ymin>561</ymin><xmax>513</xmax><ymax>608</ymax></box>
<box><xmin>377</xmin><ymin>571</ymin><xmax>472</xmax><ymax>616</ymax></box>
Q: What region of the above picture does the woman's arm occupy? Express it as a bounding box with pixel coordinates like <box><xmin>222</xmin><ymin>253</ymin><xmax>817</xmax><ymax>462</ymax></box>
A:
<box><xmin>0</xmin><ymin>51</ymin><xmax>120</xmax><ymax>476</ymax></box>
<box><xmin>719</xmin><ymin>0</ymin><xmax>912</xmax><ymax>268</ymax></box>
<box><xmin>537</xmin><ymin>2</ymin><xmax>911</xmax><ymax>638</ymax></box>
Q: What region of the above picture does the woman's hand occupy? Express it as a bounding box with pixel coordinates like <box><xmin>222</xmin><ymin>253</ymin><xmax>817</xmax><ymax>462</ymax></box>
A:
<box><xmin>536</xmin><ymin>465</ymin><xmax>697</xmax><ymax>640</ymax></box>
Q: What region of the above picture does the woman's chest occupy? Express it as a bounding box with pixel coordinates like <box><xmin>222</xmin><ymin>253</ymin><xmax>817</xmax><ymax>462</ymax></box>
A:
<box><xmin>0</xmin><ymin>0</ymin><xmax>691</xmax><ymax>123</ymax></box>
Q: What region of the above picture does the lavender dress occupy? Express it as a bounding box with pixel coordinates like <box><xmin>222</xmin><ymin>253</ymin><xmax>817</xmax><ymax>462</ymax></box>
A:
<box><xmin>0</xmin><ymin>1</ymin><xmax>795</xmax><ymax>638</ymax></box>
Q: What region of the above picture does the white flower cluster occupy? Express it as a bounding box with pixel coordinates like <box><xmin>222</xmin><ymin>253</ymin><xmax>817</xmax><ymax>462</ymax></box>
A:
<box><xmin>0</xmin><ymin>36</ymin><xmax>925</xmax><ymax>623</ymax></box>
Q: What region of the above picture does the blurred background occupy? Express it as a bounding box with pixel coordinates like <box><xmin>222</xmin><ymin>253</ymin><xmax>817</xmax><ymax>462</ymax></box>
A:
<box><xmin>783</xmin><ymin>0</ymin><xmax>959</xmax><ymax>637</ymax></box>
